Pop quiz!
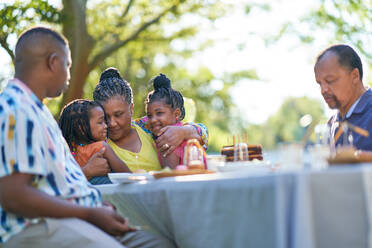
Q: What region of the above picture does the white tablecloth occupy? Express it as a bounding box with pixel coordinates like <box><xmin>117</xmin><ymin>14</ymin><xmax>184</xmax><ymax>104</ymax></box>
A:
<box><xmin>97</xmin><ymin>165</ymin><xmax>372</xmax><ymax>248</ymax></box>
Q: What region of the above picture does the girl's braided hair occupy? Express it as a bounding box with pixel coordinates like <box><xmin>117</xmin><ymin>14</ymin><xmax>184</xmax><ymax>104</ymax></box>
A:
<box><xmin>59</xmin><ymin>99</ymin><xmax>104</xmax><ymax>150</ymax></box>
<box><xmin>93</xmin><ymin>67</ymin><xmax>133</xmax><ymax>104</ymax></box>
<box><xmin>146</xmin><ymin>73</ymin><xmax>185</xmax><ymax>121</ymax></box>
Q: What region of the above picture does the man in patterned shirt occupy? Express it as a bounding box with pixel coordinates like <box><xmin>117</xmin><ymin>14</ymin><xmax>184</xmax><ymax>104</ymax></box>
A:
<box><xmin>0</xmin><ymin>27</ymin><xmax>174</xmax><ymax>247</ymax></box>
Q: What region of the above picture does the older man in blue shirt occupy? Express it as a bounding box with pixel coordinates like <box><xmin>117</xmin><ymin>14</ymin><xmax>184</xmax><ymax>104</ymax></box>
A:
<box><xmin>314</xmin><ymin>44</ymin><xmax>372</xmax><ymax>150</ymax></box>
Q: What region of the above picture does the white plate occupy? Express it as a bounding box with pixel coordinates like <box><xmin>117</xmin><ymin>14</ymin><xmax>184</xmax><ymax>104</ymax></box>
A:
<box><xmin>108</xmin><ymin>173</ymin><xmax>154</xmax><ymax>184</ymax></box>
<box><xmin>218</xmin><ymin>161</ymin><xmax>272</xmax><ymax>172</ymax></box>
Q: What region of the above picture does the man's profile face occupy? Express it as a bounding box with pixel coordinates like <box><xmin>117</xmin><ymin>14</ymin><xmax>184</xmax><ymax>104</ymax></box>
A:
<box><xmin>51</xmin><ymin>44</ymin><xmax>71</xmax><ymax>97</ymax></box>
<box><xmin>314</xmin><ymin>52</ymin><xmax>354</xmax><ymax>111</ymax></box>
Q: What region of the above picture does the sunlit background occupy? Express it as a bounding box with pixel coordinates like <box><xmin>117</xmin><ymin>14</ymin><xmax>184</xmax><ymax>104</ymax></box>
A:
<box><xmin>1</xmin><ymin>0</ymin><xmax>371</xmax><ymax>153</ymax></box>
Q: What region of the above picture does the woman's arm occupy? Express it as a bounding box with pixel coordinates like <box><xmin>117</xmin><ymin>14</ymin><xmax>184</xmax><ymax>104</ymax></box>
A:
<box><xmin>82</xmin><ymin>148</ymin><xmax>110</xmax><ymax>180</ymax></box>
<box><xmin>134</xmin><ymin>117</ymin><xmax>209</xmax><ymax>158</ymax></box>
<box><xmin>159</xmin><ymin>151</ymin><xmax>180</xmax><ymax>169</ymax></box>
<box><xmin>186</xmin><ymin>123</ymin><xmax>209</xmax><ymax>149</ymax></box>
<box><xmin>134</xmin><ymin>117</ymin><xmax>209</xmax><ymax>147</ymax></box>
<box><xmin>102</xmin><ymin>142</ymin><xmax>132</xmax><ymax>173</ymax></box>
<box><xmin>155</xmin><ymin>125</ymin><xmax>203</xmax><ymax>157</ymax></box>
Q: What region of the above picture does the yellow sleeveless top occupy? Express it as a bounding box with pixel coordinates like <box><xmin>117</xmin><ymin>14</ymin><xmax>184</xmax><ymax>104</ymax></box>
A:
<box><xmin>108</xmin><ymin>124</ymin><xmax>162</xmax><ymax>172</ymax></box>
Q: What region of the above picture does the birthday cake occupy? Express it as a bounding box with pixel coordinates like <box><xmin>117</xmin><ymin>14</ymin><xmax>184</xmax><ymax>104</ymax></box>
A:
<box><xmin>221</xmin><ymin>144</ymin><xmax>263</xmax><ymax>162</ymax></box>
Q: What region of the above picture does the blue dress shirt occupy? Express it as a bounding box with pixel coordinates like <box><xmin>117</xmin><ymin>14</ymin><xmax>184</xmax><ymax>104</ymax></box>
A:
<box><xmin>330</xmin><ymin>88</ymin><xmax>372</xmax><ymax>150</ymax></box>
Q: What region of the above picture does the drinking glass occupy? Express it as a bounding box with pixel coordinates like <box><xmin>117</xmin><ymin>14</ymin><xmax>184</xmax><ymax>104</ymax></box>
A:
<box><xmin>309</xmin><ymin>124</ymin><xmax>331</xmax><ymax>169</ymax></box>
<box><xmin>278</xmin><ymin>142</ymin><xmax>304</xmax><ymax>170</ymax></box>
<box><xmin>308</xmin><ymin>144</ymin><xmax>330</xmax><ymax>170</ymax></box>
<box><xmin>341</xmin><ymin>122</ymin><xmax>354</xmax><ymax>147</ymax></box>
<box><xmin>206</xmin><ymin>155</ymin><xmax>226</xmax><ymax>171</ymax></box>
<box><xmin>183</xmin><ymin>139</ymin><xmax>206</xmax><ymax>170</ymax></box>
<box><xmin>314</xmin><ymin>124</ymin><xmax>331</xmax><ymax>145</ymax></box>
<box><xmin>233</xmin><ymin>143</ymin><xmax>249</xmax><ymax>162</ymax></box>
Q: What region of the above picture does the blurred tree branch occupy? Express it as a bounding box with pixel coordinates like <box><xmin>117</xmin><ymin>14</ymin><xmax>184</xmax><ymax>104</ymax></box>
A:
<box><xmin>88</xmin><ymin>4</ymin><xmax>177</xmax><ymax>72</ymax></box>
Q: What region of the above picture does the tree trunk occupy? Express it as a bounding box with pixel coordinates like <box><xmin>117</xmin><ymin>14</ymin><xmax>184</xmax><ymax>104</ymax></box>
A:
<box><xmin>60</xmin><ymin>0</ymin><xmax>95</xmax><ymax>110</ymax></box>
<box><xmin>57</xmin><ymin>0</ymin><xmax>179</xmax><ymax>113</ymax></box>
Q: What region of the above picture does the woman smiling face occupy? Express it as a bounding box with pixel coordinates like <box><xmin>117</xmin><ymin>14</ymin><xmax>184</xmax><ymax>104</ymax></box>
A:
<box><xmin>101</xmin><ymin>95</ymin><xmax>133</xmax><ymax>142</ymax></box>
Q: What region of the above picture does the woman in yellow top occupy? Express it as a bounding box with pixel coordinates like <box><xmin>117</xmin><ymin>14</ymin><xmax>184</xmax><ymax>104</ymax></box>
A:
<box><xmin>92</xmin><ymin>67</ymin><xmax>208</xmax><ymax>172</ymax></box>
<box><xmin>107</xmin><ymin>124</ymin><xmax>160</xmax><ymax>172</ymax></box>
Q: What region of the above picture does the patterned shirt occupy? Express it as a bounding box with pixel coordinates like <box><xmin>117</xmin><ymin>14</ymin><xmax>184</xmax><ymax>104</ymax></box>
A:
<box><xmin>0</xmin><ymin>79</ymin><xmax>102</xmax><ymax>243</ymax></box>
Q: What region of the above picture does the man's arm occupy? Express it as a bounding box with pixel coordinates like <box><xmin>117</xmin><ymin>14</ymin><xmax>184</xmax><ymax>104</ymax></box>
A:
<box><xmin>0</xmin><ymin>172</ymin><xmax>134</xmax><ymax>236</ymax></box>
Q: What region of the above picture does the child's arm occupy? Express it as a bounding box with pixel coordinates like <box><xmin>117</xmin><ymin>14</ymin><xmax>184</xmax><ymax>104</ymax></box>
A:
<box><xmin>159</xmin><ymin>151</ymin><xmax>180</xmax><ymax>170</ymax></box>
<box><xmin>102</xmin><ymin>142</ymin><xmax>132</xmax><ymax>173</ymax></box>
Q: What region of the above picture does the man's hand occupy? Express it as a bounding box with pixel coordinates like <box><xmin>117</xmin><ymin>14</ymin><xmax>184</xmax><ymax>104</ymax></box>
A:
<box><xmin>82</xmin><ymin>147</ymin><xmax>110</xmax><ymax>179</ymax></box>
<box><xmin>87</xmin><ymin>207</ymin><xmax>136</xmax><ymax>236</ymax></box>
<box><xmin>0</xmin><ymin>172</ymin><xmax>136</xmax><ymax>237</ymax></box>
<box><xmin>102</xmin><ymin>201</ymin><xmax>116</xmax><ymax>211</ymax></box>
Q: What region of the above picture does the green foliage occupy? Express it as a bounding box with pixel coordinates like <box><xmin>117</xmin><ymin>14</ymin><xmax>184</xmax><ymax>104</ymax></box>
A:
<box><xmin>309</xmin><ymin>0</ymin><xmax>372</xmax><ymax>85</ymax></box>
<box><xmin>0</xmin><ymin>0</ymin><xmax>60</xmax><ymax>30</ymax></box>
<box><xmin>272</xmin><ymin>0</ymin><xmax>372</xmax><ymax>84</ymax></box>
<box><xmin>0</xmin><ymin>0</ymin><xmax>60</xmax><ymax>60</ymax></box>
<box><xmin>34</xmin><ymin>0</ymin><xmax>244</xmax><ymax>152</ymax></box>
<box><xmin>1</xmin><ymin>1</ymin><xmax>331</xmax><ymax>154</ymax></box>
<box><xmin>245</xmin><ymin>3</ymin><xmax>271</xmax><ymax>14</ymax></box>
<box><xmin>304</xmin><ymin>0</ymin><xmax>372</xmax><ymax>54</ymax></box>
<box><xmin>246</xmin><ymin>96</ymin><xmax>326</xmax><ymax>149</ymax></box>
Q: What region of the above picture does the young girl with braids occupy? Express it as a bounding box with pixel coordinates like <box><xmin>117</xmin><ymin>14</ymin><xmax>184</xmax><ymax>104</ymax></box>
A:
<box><xmin>59</xmin><ymin>99</ymin><xmax>131</xmax><ymax>184</ymax></box>
<box><xmin>146</xmin><ymin>74</ymin><xmax>206</xmax><ymax>169</ymax></box>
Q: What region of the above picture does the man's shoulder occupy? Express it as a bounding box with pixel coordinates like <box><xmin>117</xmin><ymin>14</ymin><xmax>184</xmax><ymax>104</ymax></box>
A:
<box><xmin>350</xmin><ymin>89</ymin><xmax>372</xmax><ymax>117</ymax></box>
<box><xmin>0</xmin><ymin>87</ymin><xmax>40</xmax><ymax>122</ymax></box>
<box><xmin>360</xmin><ymin>90</ymin><xmax>372</xmax><ymax>112</ymax></box>
<box><xmin>0</xmin><ymin>88</ymin><xmax>22</xmax><ymax>114</ymax></box>
<box><xmin>364</xmin><ymin>89</ymin><xmax>372</xmax><ymax>103</ymax></box>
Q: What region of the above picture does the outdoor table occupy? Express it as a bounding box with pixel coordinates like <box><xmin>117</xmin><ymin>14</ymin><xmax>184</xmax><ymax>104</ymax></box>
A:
<box><xmin>97</xmin><ymin>165</ymin><xmax>372</xmax><ymax>248</ymax></box>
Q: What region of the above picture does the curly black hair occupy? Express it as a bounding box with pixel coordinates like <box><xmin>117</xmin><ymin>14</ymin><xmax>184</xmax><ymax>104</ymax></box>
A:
<box><xmin>93</xmin><ymin>67</ymin><xmax>133</xmax><ymax>105</ymax></box>
<box><xmin>59</xmin><ymin>99</ymin><xmax>105</xmax><ymax>150</ymax></box>
<box><xmin>145</xmin><ymin>73</ymin><xmax>185</xmax><ymax>121</ymax></box>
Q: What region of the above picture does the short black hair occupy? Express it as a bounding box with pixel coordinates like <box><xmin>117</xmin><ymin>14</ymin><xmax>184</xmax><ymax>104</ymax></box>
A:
<box><xmin>14</xmin><ymin>26</ymin><xmax>69</xmax><ymax>75</ymax></box>
<box><xmin>59</xmin><ymin>99</ymin><xmax>105</xmax><ymax>150</ymax></box>
<box><xmin>16</xmin><ymin>26</ymin><xmax>68</xmax><ymax>52</ymax></box>
<box><xmin>316</xmin><ymin>44</ymin><xmax>363</xmax><ymax>80</ymax></box>
<box><xmin>93</xmin><ymin>67</ymin><xmax>133</xmax><ymax>105</ymax></box>
<box><xmin>145</xmin><ymin>73</ymin><xmax>185</xmax><ymax>120</ymax></box>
